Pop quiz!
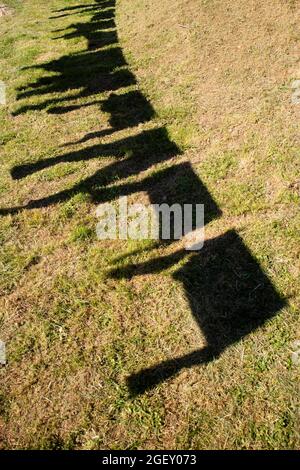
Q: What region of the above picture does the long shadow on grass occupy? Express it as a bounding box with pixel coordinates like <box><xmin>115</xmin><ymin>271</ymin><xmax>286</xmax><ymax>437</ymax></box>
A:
<box><xmin>110</xmin><ymin>230</ymin><xmax>285</xmax><ymax>394</ymax></box>
<box><xmin>1</xmin><ymin>0</ymin><xmax>286</xmax><ymax>394</ymax></box>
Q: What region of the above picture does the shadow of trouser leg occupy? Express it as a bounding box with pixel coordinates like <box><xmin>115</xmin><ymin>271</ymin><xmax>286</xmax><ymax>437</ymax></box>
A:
<box><xmin>127</xmin><ymin>346</ymin><xmax>218</xmax><ymax>396</ymax></box>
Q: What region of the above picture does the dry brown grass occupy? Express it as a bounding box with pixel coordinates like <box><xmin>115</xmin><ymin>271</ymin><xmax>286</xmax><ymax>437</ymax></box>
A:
<box><xmin>0</xmin><ymin>0</ymin><xmax>299</xmax><ymax>449</ymax></box>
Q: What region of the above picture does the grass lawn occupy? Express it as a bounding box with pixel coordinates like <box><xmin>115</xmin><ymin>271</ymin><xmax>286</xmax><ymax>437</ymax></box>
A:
<box><xmin>0</xmin><ymin>0</ymin><xmax>299</xmax><ymax>449</ymax></box>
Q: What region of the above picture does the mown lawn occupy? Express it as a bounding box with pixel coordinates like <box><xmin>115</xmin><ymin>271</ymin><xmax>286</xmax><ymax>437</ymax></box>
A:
<box><xmin>0</xmin><ymin>0</ymin><xmax>299</xmax><ymax>449</ymax></box>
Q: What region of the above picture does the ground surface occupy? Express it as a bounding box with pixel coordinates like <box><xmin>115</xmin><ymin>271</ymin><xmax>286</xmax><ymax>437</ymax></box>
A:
<box><xmin>0</xmin><ymin>0</ymin><xmax>299</xmax><ymax>449</ymax></box>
